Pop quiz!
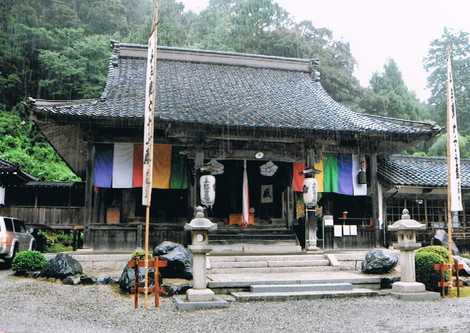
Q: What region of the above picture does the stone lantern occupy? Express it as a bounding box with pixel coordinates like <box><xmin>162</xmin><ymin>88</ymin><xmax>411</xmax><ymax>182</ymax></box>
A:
<box><xmin>388</xmin><ymin>209</ymin><xmax>437</xmax><ymax>299</ymax></box>
<box><xmin>184</xmin><ymin>206</ymin><xmax>217</xmax><ymax>302</ymax></box>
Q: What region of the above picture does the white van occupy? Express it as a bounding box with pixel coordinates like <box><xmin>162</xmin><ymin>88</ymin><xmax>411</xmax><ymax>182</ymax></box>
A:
<box><xmin>0</xmin><ymin>217</ymin><xmax>35</xmax><ymax>265</ymax></box>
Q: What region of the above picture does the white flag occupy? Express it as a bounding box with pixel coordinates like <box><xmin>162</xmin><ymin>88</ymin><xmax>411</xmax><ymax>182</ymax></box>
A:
<box><xmin>242</xmin><ymin>160</ymin><xmax>250</xmax><ymax>227</ymax></box>
<box><xmin>447</xmin><ymin>50</ymin><xmax>463</xmax><ymax>212</ymax></box>
<box><xmin>142</xmin><ymin>22</ymin><xmax>159</xmax><ymax>206</ymax></box>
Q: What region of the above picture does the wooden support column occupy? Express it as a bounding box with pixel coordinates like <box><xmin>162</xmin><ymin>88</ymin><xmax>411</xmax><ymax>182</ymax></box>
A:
<box><xmin>192</xmin><ymin>150</ymin><xmax>204</xmax><ymax>210</ymax></box>
<box><xmin>84</xmin><ymin>143</ymin><xmax>95</xmax><ymax>248</ymax></box>
<box><xmin>369</xmin><ymin>153</ymin><xmax>380</xmax><ymax>246</ymax></box>
<box><xmin>92</xmin><ymin>188</ymin><xmax>100</xmax><ymax>227</ymax></box>
<box><xmin>122</xmin><ymin>189</ymin><xmax>133</xmax><ymax>223</ymax></box>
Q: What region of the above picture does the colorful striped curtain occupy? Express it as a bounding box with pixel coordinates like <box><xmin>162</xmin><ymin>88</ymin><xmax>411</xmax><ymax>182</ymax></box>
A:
<box><xmin>323</xmin><ymin>154</ymin><xmax>338</xmax><ymax>193</ymax></box>
<box><xmin>93</xmin><ymin>143</ymin><xmax>188</xmax><ymax>190</ymax></box>
<box><xmin>337</xmin><ymin>154</ymin><xmax>353</xmax><ymax>195</ymax></box>
<box><xmin>170</xmin><ymin>146</ymin><xmax>189</xmax><ymax>189</ymax></box>
<box><xmin>292</xmin><ymin>162</ymin><xmax>305</xmax><ymax>192</ymax></box>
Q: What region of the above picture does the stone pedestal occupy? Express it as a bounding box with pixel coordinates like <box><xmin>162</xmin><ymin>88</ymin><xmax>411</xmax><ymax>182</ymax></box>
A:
<box><xmin>305</xmin><ymin>209</ymin><xmax>320</xmax><ymax>252</ymax></box>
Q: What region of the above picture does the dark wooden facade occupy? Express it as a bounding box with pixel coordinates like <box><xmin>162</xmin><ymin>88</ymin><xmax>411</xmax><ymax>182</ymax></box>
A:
<box><xmin>29</xmin><ymin>44</ymin><xmax>439</xmax><ymax>250</ymax></box>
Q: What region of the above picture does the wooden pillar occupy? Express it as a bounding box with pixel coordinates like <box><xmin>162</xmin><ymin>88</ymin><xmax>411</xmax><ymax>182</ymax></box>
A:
<box><xmin>122</xmin><ymin>189</ymin><xmax>133</xmax><ymax>223</ymax></box>
<box><xmin>84</xmin><ymin>143</ymin><xmax>95</xmax><ymax>248</ymax></box>
<box><xmin>192</xmin><ymin>150</ymin><xmax>204</xmax><ymax>209</ymax></box>
<box><xmin>369</xmin><ymin>153</ymin><xmax>380</xmax><ymax>246</ymax></box>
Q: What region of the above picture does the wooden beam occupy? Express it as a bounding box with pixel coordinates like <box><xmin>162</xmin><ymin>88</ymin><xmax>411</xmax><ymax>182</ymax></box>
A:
<box><xmin>84</xmin><ymin>143</ymin><xmax>95</xmax><ymax>248</ymax></box>
<box><xmin>369</xmin><ymin>153</ymin><xmax>380</xmax><ymax>246</ymax></box>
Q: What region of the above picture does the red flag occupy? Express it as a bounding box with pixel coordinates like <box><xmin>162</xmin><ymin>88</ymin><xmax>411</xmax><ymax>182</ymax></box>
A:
<box><xmin>242</xmin><ymin>160</ymin><xmax>249</xmax><ymax>228</ymax></box>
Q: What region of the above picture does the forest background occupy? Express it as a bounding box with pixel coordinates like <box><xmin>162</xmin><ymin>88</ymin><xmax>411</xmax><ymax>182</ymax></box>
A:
<box><xmin>1</xmin><ymin>0</ymin><xmax>469</xmax><ymax>181</ymax></box>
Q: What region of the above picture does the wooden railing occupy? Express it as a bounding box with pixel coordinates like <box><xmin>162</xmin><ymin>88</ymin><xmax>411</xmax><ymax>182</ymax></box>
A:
<box><xmin>0</xmin><ymin>206</ymin><xmax>86</xmax><ymax>228</ymax></box>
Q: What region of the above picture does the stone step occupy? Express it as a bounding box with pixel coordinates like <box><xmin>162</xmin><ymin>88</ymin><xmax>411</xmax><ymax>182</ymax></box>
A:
<box><xmin>209</xmin><ymin>240</ymin><xmax>298</xmax><ymax>246</ymax></box>
<box><xmin>209</xmin><ymin>244</ymin><xmax>303</xmax><ymax>255</ymax></box>
<box><xmin>209</xmin><ymin>259</ymin><xmax>330</xmax><ymax>269</ymax></box>
<box><xmin>210</xmin><ymin>234</ymin><xmax>297</xmax><ymax>241</ymax></box>
<box><xmin>250</xmin><ymin>283</ymin><xmax>353</xmax><ymax>293</ymax></box>
<box><xmin>208</xmin><ymin>254</ymin><xmax>327</xmax><ymax>262</ymax></box>
<box><xmin>214</xmin><ymin>228</ymin><xmax>293</xmax><ymax>233</ymax></box>
<box><xmin>231</xmin><ymin>288</ymin><xmax>378</xmax><ymax>302</ymax></box>
<box><xmin>266</xmin><ymin>259</ymin><xmax>330</xmax><ymax>267</ymax></box>
<box><xmin>208</xmin><ymin>266</ymin><xmax>339</xmax><ymax>274</ymax></box>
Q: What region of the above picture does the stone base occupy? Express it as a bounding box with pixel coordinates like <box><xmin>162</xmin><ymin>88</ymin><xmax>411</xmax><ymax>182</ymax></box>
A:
<box><xmin>391</xmin><ymin>291</ymin><xmax>441</xmax><ymax>301</ymax></box>
<box><xmin>304</xmin><ymin>246</ymin><xmax>323</xmax><ymax>254</ymax></box>
<box><xmin>391</xmin><ymin>281</ymin><xmax>440</xmax><ymax>301</ymax></box>
<box><xmin>174</xmin><ymin>295</ymin><xmax>229</xmax><ymax>311</ymax></box>
<box><xmin>392</xmin><ymin>281</ymin><xmax>425</xmax><ymax>293</ymax></box>
<box><xmin>186</xmin><ymin>288</ymin><xmax>215</xmax><ymax>302</ymax></box>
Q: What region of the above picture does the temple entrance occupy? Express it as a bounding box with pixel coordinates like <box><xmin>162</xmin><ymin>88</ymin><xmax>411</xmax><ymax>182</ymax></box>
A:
<box><xmin>210</xmin><ymin>160</ymin><xmax>292</xmax><ymax>225</ymax></box>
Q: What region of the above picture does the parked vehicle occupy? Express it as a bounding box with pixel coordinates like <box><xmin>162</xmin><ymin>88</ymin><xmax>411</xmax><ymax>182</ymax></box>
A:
<box><xmin>0</xmin><ymin>217</ymin><xmax>35</xmax><ymax>265</ymax></box>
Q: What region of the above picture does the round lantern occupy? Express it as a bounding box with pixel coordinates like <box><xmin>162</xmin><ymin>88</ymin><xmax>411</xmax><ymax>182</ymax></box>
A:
<box><xmin>303</xmin><ymin>177</ymin><xmax>318</xmax><ymax>208</ymax></box>
<box><xmin>200</xmin><ymin>174</ymin><xmax>216</xmax><ymax>207</ymax></box>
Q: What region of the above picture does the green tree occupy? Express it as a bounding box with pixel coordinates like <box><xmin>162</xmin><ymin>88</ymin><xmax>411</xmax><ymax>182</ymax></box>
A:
<box><xmin>360</xmin><ymin>59</ymin><xmax>428</xmax><ymax>120</ymax></box>
<box><xmin>424</xmin><ymin>28</ymin><xmax>470</xmax><ymax>133</ymax></box>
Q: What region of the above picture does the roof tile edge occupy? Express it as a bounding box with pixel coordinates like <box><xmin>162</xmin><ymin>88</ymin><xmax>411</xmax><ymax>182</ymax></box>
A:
<box><xmin>117</xmin><ymin>42</ymin><xmax>314</xmax><ymax>72</ymax></box>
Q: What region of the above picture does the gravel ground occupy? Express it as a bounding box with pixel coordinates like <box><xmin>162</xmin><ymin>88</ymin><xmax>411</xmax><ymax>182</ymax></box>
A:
<box><xmin>1</xmin><ymin>269</ymin><xmax>470</xmax><ymax>333</ymax></box>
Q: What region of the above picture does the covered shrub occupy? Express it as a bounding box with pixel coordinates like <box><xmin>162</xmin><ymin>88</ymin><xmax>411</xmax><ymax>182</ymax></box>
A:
<box><xmin>415</xmin><ymin>250</ymin><xmax>448</xmax><ymax>291</ymax></box>
<box><xmin>12</xmin><ymin>251</ymin><xmax>48</xmax><ymax>273</ymax></box>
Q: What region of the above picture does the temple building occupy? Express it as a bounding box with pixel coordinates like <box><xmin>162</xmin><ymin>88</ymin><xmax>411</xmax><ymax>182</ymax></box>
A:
<box><xmin>28</xmin><ymin>42</ymin><xmax>439</xmax><ymax>251</ymax></box>
<box><xmin>379</xmin><ymin>155</ymin><xmax>470</xmax><ymax>249</ymax></box>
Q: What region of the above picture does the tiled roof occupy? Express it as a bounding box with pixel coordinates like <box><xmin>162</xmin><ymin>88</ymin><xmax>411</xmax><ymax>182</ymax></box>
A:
<box><xmin>32</xmin><ymin>43</ymin><xmax>439</xmax><ymax>139</ymax></box>
<box><xmin>379</xmin><ymin>155</ymin><xmax>470</xmax><ymax>188</ymax></box>
<box><xmin>0</xmin><ymin>159</ymin><xmax>21</xmax><ymax>173</ymax></box>
<box><xmin>0</xmin><ymin>159</ymin><xmax>37</xmax><ymax>184</ymax></box>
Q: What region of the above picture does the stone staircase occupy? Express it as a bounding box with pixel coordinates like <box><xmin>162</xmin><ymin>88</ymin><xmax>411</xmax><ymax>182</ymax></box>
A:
<box><xmin>231</xmin><ymin>282</ymin><xmax>378</xmax><ymax>301</ymax></box>
<box><xmin>208</xmin><ymin>224</ymin><xmax>302</xmax><ymax>254</ymax></box>
<box><xmin>207</xmin><ymin>254</ymin><xmax>337</xmax><ymax>274</ymax></box>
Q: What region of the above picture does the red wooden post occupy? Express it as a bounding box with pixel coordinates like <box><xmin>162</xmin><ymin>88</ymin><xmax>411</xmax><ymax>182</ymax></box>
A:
<box><xmin>133</xmin><ymin>258</ymin><xmax>140</xmax><ymax>309</ymax></box>
<box><xmin>128</xmin><ymin>257</ymin><xmax>167</xmax><ymax>309</ymax></box>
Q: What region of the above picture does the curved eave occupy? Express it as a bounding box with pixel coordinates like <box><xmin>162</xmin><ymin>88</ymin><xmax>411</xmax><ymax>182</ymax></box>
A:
<box><xmin>31</xmin><ymin>107</ymin><xmax>439</xmax><ymax>146</ymax></box>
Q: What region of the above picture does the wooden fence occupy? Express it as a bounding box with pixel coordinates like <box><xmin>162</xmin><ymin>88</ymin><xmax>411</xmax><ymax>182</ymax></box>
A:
<box><xmin>89</xmin><ymin>223</ymin><xmax>188</xmax><ymax>250</ymax></box>
<box><xmin>0</xmin><ymin>206</ymin><xmax>86</xmax><ymax>228</ymax></box>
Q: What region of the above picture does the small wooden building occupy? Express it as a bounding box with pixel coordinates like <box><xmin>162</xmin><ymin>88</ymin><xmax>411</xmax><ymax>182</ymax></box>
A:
<box><xmin>379</xmin><ymin>155</ymin><xmax>470</xmax><ymax>249</ymax></box>
<box><xmin>0</xmin><ymin>181</ymin><xmax>85</xmax><ymax>230</ymax></box>
<box><xmin>29</xmin><ymin>42</ymin><xmax>439</xmax><ymax>250</ymax></box>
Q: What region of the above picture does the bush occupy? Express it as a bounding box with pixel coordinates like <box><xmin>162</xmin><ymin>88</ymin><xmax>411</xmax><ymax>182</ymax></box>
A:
<box><xmin>47</xmin><ymin>243</ymin><xmax>73</xmax><ymax>253</ymax></box>
<box><xmin>12</xmin><ymin>251</ymin><xmax>48</xmax><ymax>273</ymax></box>
<box><xmin>416</xmin><ymin>245</ymin><xmax>450</xmax><ymax>261</ymax></box>
<box><xmin>415</xmin><ymin>251</ymin><xmax>448</xmax><ymax>291</ymax></box>
<box><xmin>41</xmin><ymin>231</ymin><xmax>74</xmax><ymax>252</ymax></box>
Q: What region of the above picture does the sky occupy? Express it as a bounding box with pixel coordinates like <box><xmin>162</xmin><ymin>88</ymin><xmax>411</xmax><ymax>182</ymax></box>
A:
<box><xmin>180</xmin><ymin>0</ymin><xmax>470</xmax><ymax>101</ymax></box>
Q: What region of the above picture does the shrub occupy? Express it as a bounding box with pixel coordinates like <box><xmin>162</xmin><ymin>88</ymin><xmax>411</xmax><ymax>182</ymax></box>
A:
<box><xmin>12</xmin><ymin>251</ymin><xmax>48</xmax><ymax>273</ymax></box>
<box><xmin>47</xmin><ymin>243</ymin><xmax>73</xmax><ymax>253</ymax></box>
<box><xmin>131</xmin><ymin>248</ymin><xmax>151</xmax><ymax>260</ymax></box>
<box><xmin>416</xmin><ymin>245</ymin><xmax>450</xmax><ymax>261</ymax></box>
<box><xmin>415</xmin><ymin>251</ymin><xmax>447</xmax><ymax>291</ymax></box>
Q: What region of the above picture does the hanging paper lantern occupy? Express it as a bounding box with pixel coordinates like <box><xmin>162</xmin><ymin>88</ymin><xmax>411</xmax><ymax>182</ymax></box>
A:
<box><xmin>303</xmin><ymin>177</ymin><xmax>318</xmax><ymax>208</ymax></box>
<box><xmin>200</xmin><ymin>174</ymin><xmax>216</xmax><ymax>207</ymax></box>
<box><xmin>207</xmin><ymin>159</ymin><xmax>224</xmax><ymax>175</ymax></box>
<box><xmin>260</xmin><ymin>161</ymin><xmax>278</xmax><ymax>176</ymax></box>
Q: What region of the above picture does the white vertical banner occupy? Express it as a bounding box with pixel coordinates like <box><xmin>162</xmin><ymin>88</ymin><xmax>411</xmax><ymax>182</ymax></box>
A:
<box><xmin>242</xmin><ymin>160</ymin><xmax>250</xmax><ymax>227</ymax></box>
<box><xmin>0</xmin><ymin>186</ymin><xmax>5</xmax><ymax>205</ymax></box>
<box><xmin>447</xmin><ymin>50</ymin><xmax>463</xmax><ymax>212</ymax></box>
<box><xmin>142</xmin><ymin>23</ymin><xmax>159</xmax><ymax>207</ymax></box>
<box><xmin>112</xmin><ymin>143</ymin><xmax>134</xmax><ymax>188</ymax></box>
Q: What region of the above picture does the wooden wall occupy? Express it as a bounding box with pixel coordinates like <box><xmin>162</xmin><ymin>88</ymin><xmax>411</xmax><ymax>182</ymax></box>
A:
<box><xmin>0</xmin><ymin>206</ymin><xmax>86</xmax><ymax>228</ymax></box>
<box><xmin>36</xmin><ymin>120</ymin><xmax>88</xmax><ymax>177</ymax></box>
<box><xmin>89</xmin><ymin>223</ymin><xmax>188</xmax><ymax>250</ymax></box>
